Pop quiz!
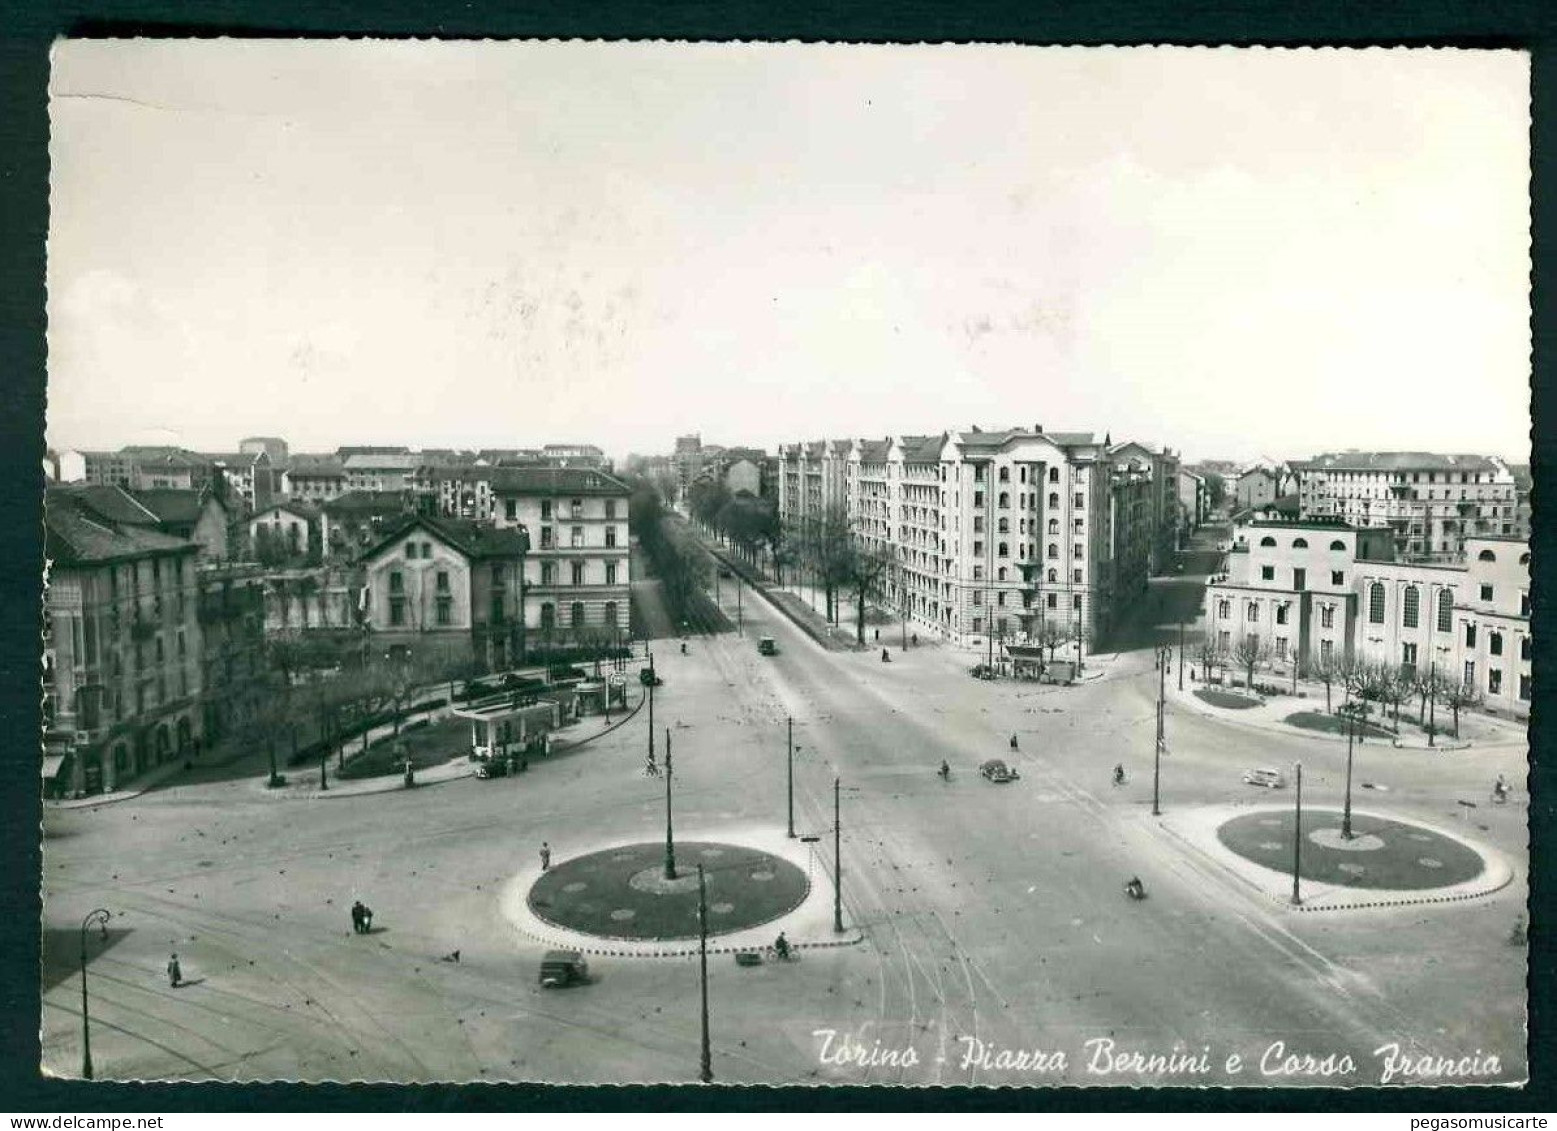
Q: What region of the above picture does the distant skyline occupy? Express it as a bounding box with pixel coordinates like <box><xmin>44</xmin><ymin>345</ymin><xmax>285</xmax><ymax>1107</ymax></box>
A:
<box><xmin>47</xmin><ymin>42</ymin><xmax>1531</xmax><ymax>466</ymax></box>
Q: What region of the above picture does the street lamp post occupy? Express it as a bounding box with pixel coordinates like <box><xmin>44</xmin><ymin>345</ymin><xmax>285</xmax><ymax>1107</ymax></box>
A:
<box><xmin>79</xmin><ymin>907</ymin><xmax>111</xmax><ymax>1080</ymax></box>
<box><xmin>1291</xmin><ymin>761</ymin><xmax>1304</xmax><ymax>905</ymax></box>
<box><xmin>1342</xmin><ymin>703</ymin><xmax>1358</xmax><ymax>840</ymax></box>
<box><xmin>647</xmin><ymin>651</ymin><xmax>656</xmax><ymax>759</ymax></box>
<box><xmin>786</xmin><ymin>716</ymin><xmax>795</xmax><ymax>838</ymax></box>
<box><xmin>1178</xmin><ymin>621</ymin><xmax>1185</xmax><ymax>692</ymax></box>
<box><xmin>1153</xmin><ymin>644</ymin><xmax>1168</xmax><ymax>816</ymax></box>
<box><xmin>664</xmin><ymin>728</ymin><xmax>677</xmax><ymax>881</ymax></box>
<box><xmin>1428</xmin><ymin>658</ymin><xmax>1437</xmax><ymax>748</ymax></box>
<box><xmin>833</xmin><ymin>776</ymin><xmax>844</xmax><ymax>933</ymax></box>
<box><xmin>737</xmin><ymin>578</ymin><xmax>743</xmax><ymax>637</ymax></box>
<box><xmin>697</xmin><ymin>864</ymin><xmax>712</xmax><ymax>1083</ymax></box>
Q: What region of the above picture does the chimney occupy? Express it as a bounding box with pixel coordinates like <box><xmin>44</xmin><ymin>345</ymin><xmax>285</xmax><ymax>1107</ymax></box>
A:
<box><xmin>1034</xmin><ymin>423</ymin><xmax>1043</xmax><ymax>433</ymax></box>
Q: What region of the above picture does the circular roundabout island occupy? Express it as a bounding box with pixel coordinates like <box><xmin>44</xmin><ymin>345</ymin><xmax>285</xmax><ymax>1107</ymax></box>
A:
<box><xmin>1217</xmin><ymin>810</ymin><xmax>1485</xmax><ymax>890</ymax></box>
<box><xmin>527</xmin><ymin>841</ymin><xmax>810</xmax><ymax>941</ymax></box>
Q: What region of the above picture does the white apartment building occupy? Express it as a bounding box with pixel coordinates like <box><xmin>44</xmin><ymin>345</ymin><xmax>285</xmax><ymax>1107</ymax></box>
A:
<box><xmin>1294</xmin><ymin>451</ymin><xmax>1517</xmax><ymax>561</ymax></box>
<box><xmin>777</xmin><ymin>427</ymin><xmax>1157</xmax><ymax>650</ymax></box>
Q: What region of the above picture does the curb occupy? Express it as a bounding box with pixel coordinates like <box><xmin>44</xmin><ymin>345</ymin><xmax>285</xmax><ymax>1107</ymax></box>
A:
<box><xmin>516</xmin><ymin>920</ymin><xmax>865</xmax><ymax>960</ymax></box>
<box><xmin>1171</xmin><ymin>692</ymin><xmax>1482</xmax><ymax>752</ymax></box>
<box><xmin>310</xmin><ymin>691</ymin><xmax>647</xmax><ymax>801</ymax></box>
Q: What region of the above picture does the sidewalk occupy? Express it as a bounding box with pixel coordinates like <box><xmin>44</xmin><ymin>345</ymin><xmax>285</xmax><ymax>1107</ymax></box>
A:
<box><xmin>1167</xmin><ymin>668</ymin><xmax>1523</xmax><ymax>752</ymax></box>
<box><xmin>48</xmin><ymin>679</ymin><xmax>648</xmax><ymax>810</ymax></box>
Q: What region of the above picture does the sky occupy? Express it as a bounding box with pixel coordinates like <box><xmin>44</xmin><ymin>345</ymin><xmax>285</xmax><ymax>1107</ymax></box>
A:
<box><xmin>46</xmin><ymin>42</ymin><xmax>1531</xmax><ymax>465</ymax></box>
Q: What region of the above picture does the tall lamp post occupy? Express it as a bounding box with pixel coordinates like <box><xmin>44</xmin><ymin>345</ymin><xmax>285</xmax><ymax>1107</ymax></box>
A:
<box><xmin>833</xmin><ymin>776</ymin><xmax>844</xmax><ymax>933</ymax></box>
<box><xmin>664</xmin><ymin>728</ymin><xmax>677</xmax><ymax>880</ymax></box>
<box><xmin>1178</xmin><ymin>621</ymin><xmax>1185</xmax><ymax>692</ymax></box>
<box><xmin>79</xmin><ymin>907</ymin><xmax>111</xmax><ymax>1080</ymax></box>
<box><xmin>647</xmin><ymin>650</ymin><xmax>656</xmax><ymax>759</ymax></box>
<box><xmin>786</xmin><ymin>716</ymin><xmax>795</xmax><ymax>838</ymax></box>
<box><xmin>1153</xmin><ymin>644</ymin><xmax>1168</xmax><ymax>816</ymax></box>
<box><xmin>1341</xmin><ymin>701</ymin><xmax>1363</xmax><ymax>840</ymax></box>
<box><xmin>697</xmin><ymin>864</ymin><xmax>712</xmax><ymax>1083</ymax></box>
<box><xmin>1290</xmin><ymin>761</ymin><xmax>1304</xmax><ymax>905</ymax></box>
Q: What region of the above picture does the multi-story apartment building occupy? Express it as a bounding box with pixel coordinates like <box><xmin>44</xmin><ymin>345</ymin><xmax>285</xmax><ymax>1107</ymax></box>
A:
<box><xmin>489</xmin><ymin>467</ymin><xmax>632</xmax><ymax>644</ymax></box>
<box><xmin>343</xmin><ymin>451</ymin><xmax>420</xmax><ymax>494</ymax></box>
<box><xmin>777</xmin><ymin>427</ymin><xmax>1154</xmax><ymax>649</ymax></box>
<box><xmin>1178</xmin><ymin>468</ymin><xmax>1208</xmax><ymax>535</ymax></box>
<box><xmin>1109</xmin><ymin>441</ymin><xmax>1182</xmax><ymax>572</ymax></box>
<box><xmin>206</xmin><ymin>449</ymin><xmax>281</xmax><ymax>514</ymax></box>
<box><xmin>1293</xmin><ymin>451</ymin><xmax>1517</xmax><ymax>561</ymax></box>
<box><xmin>44</xmin><ymin>486</ymin><xmax>206</xmax><ymax>797</ymax></box>
<box><xmin>1206</xmin><ymin>524</ymin><xmax>1530</xmax><ymax>718</ymax></box>
<box><xmin>194</xmin><ymin>564</ymin><xmax>267</xmax><ymax>750</ymax></box>
<box><xmin>282</xmin><ymin>455</ymin><xmax>348</xmax><ymax>502</ymax></box>
<box><xmin>358</xmin><ymin>515</ymin><xmax>531</xmax><ymax>671</ymax></box>
<box><xmin>410</xmin><ymin>462</ymin><xmax>496</xmax><ymax>522</ymax></box>
<box><xmin>321</xmin><ymin>491</ymin><xmax>417</xmax><ymax>559</ymax></box>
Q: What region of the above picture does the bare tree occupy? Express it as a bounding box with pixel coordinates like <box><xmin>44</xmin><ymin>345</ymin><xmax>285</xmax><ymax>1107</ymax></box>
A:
<box><xmin>1193</xmin><ymin>630</ymin><xmax>1224</xmax><ymax>683</ymax></box>
<box><xmin>1039</xmin><ymin>619</ymin><xmax>1068</xmax><ymax>664</ymax></box>
<box><xmin>813</xmin><ymin>504</ymin><xmax>856</xmax><ymax>625</ymax></box>
<box><xmin>1310</xmin><ymin>649</ymin><xmax>1342</xmax><ymax>713</ymax></box>
<box><xmin>843</xmin><ymin>541</ymin><xmax>895</xmax><ymax>645</ymax></box>
<box><xmin>1231</xmin><ymin>633</ymin><xmax>1271</xmax><ymax>692</ymax></box>
<box><xmin>1442</xmin><ymin>678</ymin><xmax>1484</xmax><ymax>739</ymax></box>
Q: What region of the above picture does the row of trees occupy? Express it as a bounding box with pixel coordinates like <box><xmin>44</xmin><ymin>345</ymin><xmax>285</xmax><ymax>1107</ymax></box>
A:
<box><xmin>685</xmin><ymin>480</ymin><xmax>784</xmax><ymax>576</ymax></box>
<box><xmin>631</xmin><ymin>478</ymin><xmax>711</xmax><ymax>627</ymax></box>
<box><xmin>1192</xmin><ymin>633</ymin><xmax>1483</xmax><ymax>737</ymax></box>
<box><xmin>245</xmin><ymin>639</ymin><xmax>478</xmax><ymax>784</ymax></box>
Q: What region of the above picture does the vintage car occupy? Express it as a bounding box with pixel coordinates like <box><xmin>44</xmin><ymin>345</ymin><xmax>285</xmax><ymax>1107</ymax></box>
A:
<box><xmin>757</xmin><ymin>636</ymin><xmax>778</xmax><ymax>656</ymax></box>
<box><xmin>475</xmin><ymin>756</ymin><xmax>510</xmax><ymax>780</ymax></box>
<box><xmin>1242</xmin><ymin>767</ymin><xmax>1286</xmax><ymax>789</ymax></box>
<box><xmin>979</xmin><ymin>758</ymin><xmax>1020</xmax><ymax>783</ymax></box>
<box><xmin>539</xmin><ymin>949</ymin><xmax>589</xmax><ymax>988</ymax></box>
<box><xmin>639</xmin><ymin>667</ymin><xmax>663</xmax><ymax>686</ymax></box>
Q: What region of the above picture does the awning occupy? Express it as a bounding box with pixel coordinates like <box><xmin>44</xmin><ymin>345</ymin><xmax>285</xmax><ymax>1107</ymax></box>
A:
<box><xmin>41</xmin><ymin>754</ymin><xmax>67</xmax><ymax>780</ymax></box>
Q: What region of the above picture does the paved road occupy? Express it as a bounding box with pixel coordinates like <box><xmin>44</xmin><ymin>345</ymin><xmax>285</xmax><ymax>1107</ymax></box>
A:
<box><xmin>41</xmin><ymin>563</ymin><xmax>1527</xmax><ymax>1087</ymax></box>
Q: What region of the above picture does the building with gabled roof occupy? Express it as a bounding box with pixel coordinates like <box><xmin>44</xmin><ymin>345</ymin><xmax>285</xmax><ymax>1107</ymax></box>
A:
<box><xmin>130</xmin><ymin>488</ymin><xmax>231</xmax><ymax>562</ymax></box>
<box><xmin>357</xmin><ymin>514</ymin><xmax>531</xmax><ymax>670</ymax></box>
<box><xmin>282</xmin><ymin>454</ymin><xmax>348</xmax><ymax>503</ymax></box>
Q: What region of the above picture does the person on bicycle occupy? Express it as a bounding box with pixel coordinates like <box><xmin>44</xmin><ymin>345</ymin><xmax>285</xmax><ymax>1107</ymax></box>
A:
<box><xmin>774</xmin><ymin>932</ymin><xmax>791</xmax><ymax>961</ymax></box>
<box><xmin>1494</xmin><ymin>774</ymin><xmax>1509</xmax><ymax>801</ymax></box>
<box><xmin>1113</xmin><ymin>763</ymin><xmax>1126</xmax><ymax>787</ymax></box>
<box><xmin>1009</xmin><ymin>733</ymin><xmax>1019</xmax><ymax>751</ymax></box>
<box><xmin>938</xmin><ymin>759</ymin><xmax>950</xmax><ymax>780</ymax></box>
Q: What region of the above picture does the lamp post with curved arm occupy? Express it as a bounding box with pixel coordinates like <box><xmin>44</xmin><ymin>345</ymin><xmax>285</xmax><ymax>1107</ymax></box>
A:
<box><xmin>79</xmin><ymin>907</ymin><xmax>111</xmax><ymax>1079</ymax></box>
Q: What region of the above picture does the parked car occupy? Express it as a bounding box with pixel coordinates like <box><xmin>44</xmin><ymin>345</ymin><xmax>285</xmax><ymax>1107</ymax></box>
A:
<box><xmin>718</xmin><ymin>565</ymin><xmax>733</xmax><ymax>579</ymax></box>
<box><xmin>1242</xmin><ymin>767</ymin><xmax>1286</xmax><ymax>789</ymax></box>
<box><xmin>538</xmin><ymin>949</ymin><xmax>589</xmax><ymax>988</ymax></box>
<box><xmin>969</xmin><ymin>664</ymin><xmax>997</xmax><ymax>680</ymax></box>
<box><xmin>757</xmin><ymin>636</ymin><xmax>778</xmax><ymax>656</ymax></box>
<box><xmin>980</xmin><ymin>758</ymin><xmax>1020</xmax><ymax>783</ymax></box>
<box><xmin>476</xmin><ymin>757</ymin><xmax>509</xmax><ymax>780</ymax></box>
<box><xmin>639</xmin><ymin>668</ymin><xmax>663</xmax><ymax>686</ymax></box>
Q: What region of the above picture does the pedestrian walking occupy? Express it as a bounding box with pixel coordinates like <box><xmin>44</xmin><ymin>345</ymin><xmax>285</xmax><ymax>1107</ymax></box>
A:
<box><xmin>351</xmin><ymin>901</ymin><xmax>365</xmax><ymax>933</ymax></box>
<box><xmin>167</xmin><ymin>952</ymin><xmax>182</xmax><ymax>988</ymax></box>
<box><xmin>361</xmin><ymin>904</ymin><xmax>373</xmax><ymax>932</ymax></box>
<box><xmin>540</xmin><ymin>842</ymin><xmax>552</xmax><ymax>871</ymax></box>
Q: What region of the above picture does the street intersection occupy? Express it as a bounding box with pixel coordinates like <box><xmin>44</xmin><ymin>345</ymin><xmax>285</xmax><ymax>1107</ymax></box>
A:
<box><xmin>41</xmin><ymin>556</ymin><xmax>1529</xmax><ymax>1087</ymax></box>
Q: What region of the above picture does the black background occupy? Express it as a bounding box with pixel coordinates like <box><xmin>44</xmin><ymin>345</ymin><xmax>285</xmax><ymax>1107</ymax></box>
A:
<box><xmin>1</xmin><ymin>0</ymin><xmax>1552</xmax><ymax>1113</ymax></box>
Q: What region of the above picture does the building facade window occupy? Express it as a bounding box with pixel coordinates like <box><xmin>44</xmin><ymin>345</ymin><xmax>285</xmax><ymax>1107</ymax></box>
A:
<box><xmin>1321</xmin><ymin>605</ymin><xmax>1335</xmax><ymax>629</ymax></box>
<box><xmin>1480</xmin><ymin>584</ymin><xmax>1493</xmax><ymax>602</ymax></box>
<box><xmin>1438</xmin><ymin>590</ymin><xmax>1453</xmax><ymax>632</ymax></box>
<box><xmin>1217</xmin><ymin>599</ymin><xmax>1231</xmax><ymax>619</ymax></box>
<box><xmin>571</xmin><ymin>526</ymin><xmax>584</xmax><ymax>548</ymax></box>
<box><xmin>540</xmin><ymin>602</ymin><xmax>555</xmax><ymax>629</ymax></box>
<box><xmin>1369</xmin><ymin>582</ymin><xmax>1385</xmax><ymax>623</ymax></box>
<box><xmin>1047</xmin><ymin>593</ymin><xmax>1057</xmax><ymax>609</ymax></box>
<box><xmin>1489</xmin><ymin>669</ymin><xmax>1503</xmax><ymax>695</ymax></box>
<box><xmin>604</xmin><ymin>600</ymin><xmax>618</xmax><ymax>626</ymax></box>
<box><xmin>1490</xmin><ymin>631</ymin><xmax>1503</xmax><ymax>656</ymax></box>
<box><xmin>1276</xmin><ymin>605</ymin><xmax>1288</xmax><ymax>625</ymax></box>
<box><xmin>1519</xmin><ymin>673</ymin><xmax>1531</xmax><ymax>701</ymax></box>
<box><xmin>1320</xmin><ymin>639</ymin><xmax>1333</xmax><ymax>664</ymax></box>
<box><xmin>572</xmin><ymin>561</ymin><xmax>586</xmax><ymax>585</ymax></box>
<box><xmin>605</xmin><ymin>562</ymin><xmax>618</xmax><ymax>585</ymax></box>
<box><xmin>1466</xmin><ymin>624</ymin><xmax>1477</xmax><ymax>647</ymax></box>
<box><xmin>1403</xmin><ymin>586</ymin><xmax>1420</xmax><ymax>628</ymax></box>
<box><xmin>1247</xmin><ymin>602</ymin><xmax>1259</xmax><ymax>622</ymax></box>
<box><xmin>1261</xmin><ymin>565</ymin><xmax>1275</xmax><ymax>581</ymax></box>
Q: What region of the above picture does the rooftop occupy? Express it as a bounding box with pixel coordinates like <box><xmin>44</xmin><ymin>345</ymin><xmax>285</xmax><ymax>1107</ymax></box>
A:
<box><xmin>46</xmin><ymin>489</ymin><xmax>196</xmax><ymax>565</ymax></box>
<box><xmin>130</xmin><ymin>488</ymin><xmax>223</xmax><ymax>525</ymax></box>
<box><xmin>361</xmin><ymin>514</ymin><xmax>531</xmax><ymax>562</ymax></box>
<box><xmin>489</xmin><ymin>466</ymin><xmax>630</xmax><ymax>495</ymax></box>
<box><xmin>1297</xmin><ymin>451</ymin><xmax>1504</xmax><ymax>473</ymax></box>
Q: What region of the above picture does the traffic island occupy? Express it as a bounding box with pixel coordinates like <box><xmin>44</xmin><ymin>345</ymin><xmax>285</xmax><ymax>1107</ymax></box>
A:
<box><xmin>528</xmin><ymin>841</ymin><xmax>808</xmax><ymax>940</ymax></box>
<box><xmin>1156</xmin><ymin>805</ymin><xmax>1514</xmax><ymax>913</ymax></box>
<box><xmin>502</xmin><ymin>828</ymin><xmax>864</xmax><ymax>957</ymax></box>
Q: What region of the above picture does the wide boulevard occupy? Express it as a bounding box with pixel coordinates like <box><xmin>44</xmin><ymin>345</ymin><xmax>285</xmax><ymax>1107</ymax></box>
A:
<box><xmin>41</xmin><ymin>547</ymin><xmax>1528</xmax><ymax>1087</ymax></box>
